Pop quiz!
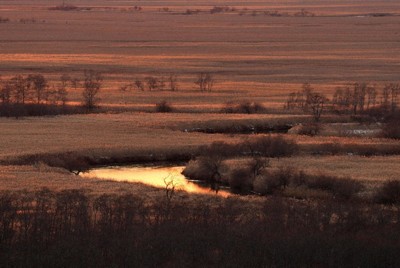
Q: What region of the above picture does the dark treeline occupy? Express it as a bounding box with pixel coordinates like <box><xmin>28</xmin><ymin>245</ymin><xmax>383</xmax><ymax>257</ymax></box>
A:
<box><xmin>286</xmin><ymin>82</ymin><xmax>400</xmax><ymax>121</ymax></box>
<box><xmin>0</xmin><ymin>70</ymin><xmax>102</xmax><ymax>117</ymax></box>
<box><xmin>0</xmin><ymin>188</ymin><xmax>399</xmax><ymax>267</ymax></box>
<box><xmin>0</xmin><ymin>103</ymin><xmax>87</xmax><ymax>118</ymax></box>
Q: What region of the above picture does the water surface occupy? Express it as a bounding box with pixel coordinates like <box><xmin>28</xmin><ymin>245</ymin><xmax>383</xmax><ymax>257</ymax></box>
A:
<box><xmin>82</xmin><ymin>165</ymin><xmax>230</xmax><ymax>197</ymax></box>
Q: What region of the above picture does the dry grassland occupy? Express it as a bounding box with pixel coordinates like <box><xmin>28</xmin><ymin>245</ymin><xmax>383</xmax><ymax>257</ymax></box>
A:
<box><xmin>0</xmin><ymin>113</ymin><xmax>396</xmax><ymax>160</ymax></box>
<box><xmin>270</xmin><ymin>155</ymin><xmax>400</xmax><ymax>182</ymax></box>
<box><xmin>0</xmin><ymin>164</ymin><xmax>156</xmax><ymax>195</ymax></box>
<box><xmin>1</xmin><ymin>0</ymin><xmax>400</xmax><ymax>108</ymax></box>
<box><xmin>0</xmin><ymin>112</ymin><xmax>398</xmax><ymax>192</ymax></box>
<box><xmin>0</xmin><ymin>0</ymin><xmax>399</xmax><ymax>193</ymax></box>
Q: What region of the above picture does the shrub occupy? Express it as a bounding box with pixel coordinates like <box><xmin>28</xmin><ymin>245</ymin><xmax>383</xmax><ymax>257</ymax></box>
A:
<box><xmin>298</xmin><ymin>123</ymin><xmax>322</xmax><ymax>136</ymax></box>
<box><xmin>244</xmin><ymin>135</ymin><xmax>298</xmax><ymax>157</ymax></box>
<box><xmin>198</xmin><ymin>141</ymin><xmax>239</xmax><ymax>158</ymax></box>
<box><xmin>305</xmin><ymin>175</ymin><xmax>363</xmax><ymax>199</ymax></box>
<box><xmin>197</xmin><ymin>136</ymin><xmax>298</xmax><ymax>158</ymax></box>
<box><xmin>245</xmin><ymin>157</ymin><xmax>269</xmax><ymax>179</ymax></box>
<box><xmin>155</xmin><ymin>100</ymin><xmax>173</xmax><ymax>113</ymax></box>
<box><xmin>0</xmin><ymin>17</ymin><xmax>10</xmax><ymax>23</ymax></box>
<box><xmin>252</xmin><ymin>167</ymin><xmax>293</xmax><ymax>195</ymax></box>
<box><xmin>252</xmin><ymin>167</ymin><xmax>363</xmax><ymax>199</ymax></box>
<box><xmin>182</xmin><ymin>157</ymin><xmax>226</xmax><ymax>182</ymax></box>
<box><xmin>381</xmin><ymin>122</ymin><xmax>400</xmax><ymax>139</ymax></box>
<box><xmin>210</xmin><ymin>6</ymin><xmax>225</xmax><ymax>14</ymax></box>
<box><xmin>253</xmin><ymin>172</ymin><xmax>283</xmax><ymax>195</ymax></box>
<box><xmin>16</xmin><ymin>152</ymin><xmax>91</xmax><ymax>175</ymax></box>
<box><xmin>221</xmin><ymin>101</ymin><xmax>265</xmax><ymax>114</ymax></box>
<box><xmin>226</xmin><ymin>167</ymin><xmax>253</xmax><ymax>193</ymax></box>
<box><xmin>374</xmin><ymin>180</ymin><xmax>400</xmax><ymax>204</ymax></box>
<box><xmin>49</xmin><ymin>4</ymin><xmax>80</xmax><ymax>11</ymax></box>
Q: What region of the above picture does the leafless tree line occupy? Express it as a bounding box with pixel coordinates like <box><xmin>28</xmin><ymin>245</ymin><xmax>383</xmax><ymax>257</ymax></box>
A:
<box><xmin>1</xmin><ymin>187</ymin><xmax>400</xmax><ymax>267</ymax></box>
<box><xmin>0</xmin><ymin>74</ymin><xmax>67</xmax><ymax>106</ymax></box>
<box><xmin>0</xmin><ymin>70</ymin><xmax>102</xmax><ymax>111</ymax></box>
<box><xmin>121</xmin><ymin>73</ymin><xmax>214</xmax><ymax>92</ymax></box>
<box><xmin>120</xmin><ymin>74</ymin><xmax>179</xmax><ymax>92</ymax></box>
<box><xmin>286</xmin><ymin>82</ymin><xmax>400</xmax><ymax>120</ymax></box>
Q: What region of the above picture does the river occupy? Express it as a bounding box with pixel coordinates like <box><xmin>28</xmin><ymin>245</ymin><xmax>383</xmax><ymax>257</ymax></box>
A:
<box><xmin>81</xmin><ymin>165</ymin><xmax>230</xmax><ymax>197</ymax></box>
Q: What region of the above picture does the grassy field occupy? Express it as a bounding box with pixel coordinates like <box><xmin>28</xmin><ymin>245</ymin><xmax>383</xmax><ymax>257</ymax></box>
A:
<box><xmin>1</xmin><ymin>0</ymin><xmax>400</xmax><ymax>108</ymax></box>
<box><xmin>0</xmin><ymin>0</ymin><xmax>399</xmax><ymax>194</ymax></box>
<box><xmin>0</xmin><ymin>112</ymin><xmax>398</xmax><ymax>193</ymax></box>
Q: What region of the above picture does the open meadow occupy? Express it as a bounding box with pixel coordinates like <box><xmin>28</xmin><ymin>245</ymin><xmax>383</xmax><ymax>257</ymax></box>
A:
<box><xmin>1</xmin><ymin>0</ymin><xmax>400</xmax><ymax>109</ymax></box>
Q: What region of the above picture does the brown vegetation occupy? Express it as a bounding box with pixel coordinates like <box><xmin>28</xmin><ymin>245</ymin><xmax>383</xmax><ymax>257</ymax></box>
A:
<box><xmin>1</xmin><ymin>189</ymin><xmax>400</xmax><ymax>267</ymax></box>
<box><xmin>155</xmin><ymin>100</ymin><xmax>173</xmax><ymax>113</ymax></box>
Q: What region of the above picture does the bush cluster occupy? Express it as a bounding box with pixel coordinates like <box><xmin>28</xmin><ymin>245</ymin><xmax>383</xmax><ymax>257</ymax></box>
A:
<box><xmin>297</xmin><ymin>123</ymin><xmax>322</xmax><ymax>136</ymax></box>
<box><xmin>236</xmin><ymin>165</ymin><xmax>363</xmax><ymax>199</ymax></box>
<box><xmin>196</xmin><ymin>135</ymin><xmax>298</xmax><ymax>158</ymax></box>
<box><xmin>155</xmin><ymin>100</ymin><xmax>173</xmax><ymax>113</ymax></box>
<box><xmin>0</xmin><ymin>17</ymin><xmax>10</xmax><ymax>23</ymax></box>
<box><xmin>0</xmin><ymin>103</ymin><xmax>86</xmax><ymax>118</ymax></box>
<box><xmin>221</xmin><ymin>101</ymin><xmax>266</xmax><ymax>114</ymax></box>
<box><xmin>183</xmin><ymin>136</ymin><xmax>298</xmax><ymax>189</ymax></box>
<box><xmin>381</xmin><ymin>112</ymin><xmax>400</xmax><ymax>139</ymax></box>
<box><xmin>305</xmin><ymin>142</ymin><xmax>400</xmax><ymax>156</ymax></box>
<box><xmin>374</xmin><ymin>180</ymin><xmax>400</xmax><ymax>204</ymax></box>
<box><xmin>185</xmin><ymin>154</ymin><xmax>363</xmax><ymax>199</ymax></box>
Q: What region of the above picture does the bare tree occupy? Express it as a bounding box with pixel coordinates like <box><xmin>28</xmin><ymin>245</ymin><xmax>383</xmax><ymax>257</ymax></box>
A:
<box><xmin>134</xmin><ymin>78</ymin><xmax>144</xmax><ymax>91</ymax></box>
<box><xmin>195</xmin><ymin>73</ymin><xmax>214</xmax><ymax>92</ymax></box>
<box><xmin>82</xmin><ymin>70</ymin><xmax>102</xmax><ymax>110</ymax></box>
<box><xmin>10</xmin><ymin>75</ymin><xmax>29</xmax><ymax>104</ymax></box>
<box><xmin>332</xmin><ymin>87</ymin><xmax>343</xmax><ymax>110</ymax></box>
<box><xmin>382</xmin><ymin>84</ymin><xmax>391</xmax><ymax>110</ymax></box>
<box><xmin>295</xmin><ymin>90</ymin><xmax>305</xmax><ymax>109</ymax></box>
<box><xmin>285</xmin><ymin>92</ymin><xmax>296</xmax><ymax>110</ymax></box>
<box><xmin>45</xmin><ymin>85</ymin><xmax>58</xmax><ymax>105</ymax></box>
<box><xmin>145</xmin><ymin>76</ymin><xmax>158</xmax><ymax>91</ymax></box>
<box><xmin>307</xmin><ymin>92</ymin><xmax>326</xmax><ymax>122</ymax></box>
<box><xmin>71</xmin><ymin>78</ymin><xmax>80</xmax><ymax>91</ymax></box>
<box><xmin>158</xmin><ymin>76</ymin><xmax>166</xmax><ymax>91</ymax></box>
<box><xmin>57</xmin><ymin>86</ymin><xmax>68</xmax><ymax>106</ymax></box>
<box><xmin>163</xmin><ymin>175</ymin><xmax>178</xmax><ymax>202</ymax></box>
<box><xmin>27</xmin><ymin>74</ymin><xmax>47</xmax><ymax>104</ymax></box>
<box><xmin>350</xmin><ymin>84</ymin><xmax>359</xmax><ymax>114</ymax></box>
<box><xmin>60</xmin><ymin>74</ymin><xmax>71</xmax><ymax>88</ymax></box>
<box><xmin>168</xmin><ymin>74</ymin><xmax>178</xmax><ymax>91</ymax></box>
<box><xmin>0</xmin><ymin>80</ymin><xmax>13</xmax><ymax>104</ymax></box>
<box><xmin>247</xmin><ymin>157</ymin><xmax>269</xmax><ymax>180</ymax></box>
<box><xmin>386</xmin><ymin>83</ymin><xmax>400</xmax><ymax>112</ymax></box>
<box><xmin>332</xmin><ymin>86</ymin><xmax>353</xmax><ymax>111</ymax></box>
<box><xmin>343</xmin><ymin>86</ymin><xmax>352</xmax><ymax>109</ymax></box>
<box><xmin>355</xmin><ymin>82</ymin><xmax>367</xmax><ymax>113</ymax></box>
<box><xmin>366</xmin><ymin>84</ymin><xmax>377</xmax><ymax>110</ymax></box>
<box><xmin>301</xmin><ymin>82</ymin><xmax>313</xmax><ymax>111</ymax></box>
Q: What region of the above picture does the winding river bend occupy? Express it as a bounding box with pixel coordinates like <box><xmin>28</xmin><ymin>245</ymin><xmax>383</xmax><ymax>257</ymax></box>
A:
<box><xmin>82</xmin><ymin>165</ymin><xmax>230</xmax><ymax>197</ymax></box>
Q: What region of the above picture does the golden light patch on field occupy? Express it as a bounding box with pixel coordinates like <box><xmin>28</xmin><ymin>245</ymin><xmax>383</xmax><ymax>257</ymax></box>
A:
<box><xmin>0</xmin><ymin>165</ymin><xmax>164</xmax><ymax>196</ymax></box>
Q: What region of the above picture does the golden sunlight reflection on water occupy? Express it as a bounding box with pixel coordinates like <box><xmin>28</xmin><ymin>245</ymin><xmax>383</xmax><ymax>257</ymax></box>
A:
<box><xmin>82</xmin><ymin>166</ymin><xmax>230</xmax><ymax>197</ymax></box>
